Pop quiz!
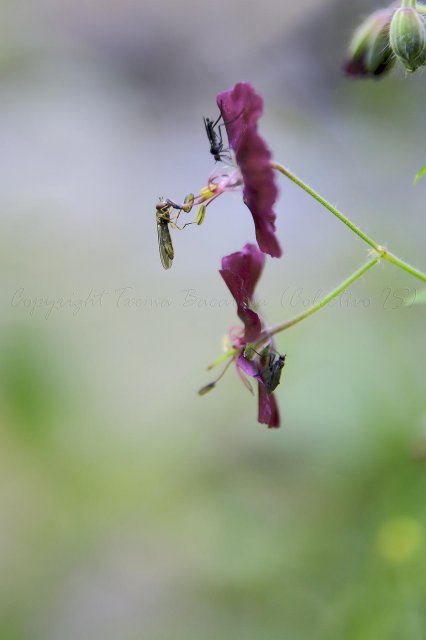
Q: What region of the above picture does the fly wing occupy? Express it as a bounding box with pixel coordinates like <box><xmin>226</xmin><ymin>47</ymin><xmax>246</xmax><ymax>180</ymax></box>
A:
<box><xmin>203</xmin><ymin>117</ymin><xmax>211</xmax><ymax>140</ymax></box>
<box><xmin>157</xmin><ymin>221</ymin><xmax>174</xmax><ymax>270</ymax></box>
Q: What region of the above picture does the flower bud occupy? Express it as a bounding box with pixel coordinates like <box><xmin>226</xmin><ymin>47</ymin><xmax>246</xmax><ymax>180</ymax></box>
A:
<box><xmin>344</xmin><ymin>8</ymin><xmax>396</xmax><ymax>78</ymax></box>
<box><xmin>390</xmin><ymin>7</ymin><xmax>426</xmax><ymax>72</ymax></box>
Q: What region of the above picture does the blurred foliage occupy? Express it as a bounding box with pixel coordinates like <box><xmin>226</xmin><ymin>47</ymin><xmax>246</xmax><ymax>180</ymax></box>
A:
<box><xmin>0</xmin><ymin>329</ymin><xmax>68</xmax><ymax>442</ymax></box>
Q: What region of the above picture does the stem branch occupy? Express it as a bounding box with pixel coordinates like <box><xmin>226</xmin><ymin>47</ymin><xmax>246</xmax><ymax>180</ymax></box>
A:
<box><xmin>273</xmin><ymin>162</ymin><xmax>426</xmax><ymax>284</ymax></box>
<box><xmin>266</xmin><ymin>257</ymin><xmax>379</xmax><ymax>338</ymax></box>
<box><xmin>384</xmin><ymin>251</ymin><xmax>426</xmax><ymax>283</ymax></box>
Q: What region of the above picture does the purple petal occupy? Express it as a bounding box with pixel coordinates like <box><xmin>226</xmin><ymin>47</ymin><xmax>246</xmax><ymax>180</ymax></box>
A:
<box><xmin>217</xmin><ymin>82</ymin><xmax>263</xmax><ymax>153</ymax></box>
<box><xmin>237</xmin><ymin>128</ymin><xmax>282</xmax><ymax>258</ymax></box>
<box><xmin>237</xmin><ymin>352</ymin><xmax>260</xmax><ymax>378</ymax></box>
<box><xmin>217</xmin><ymin>83</ymin><xmax>282</xmax><ymax>259</ymax></box>
<box><xmin>219</xmin><ymin>268</ymin><xmax>245</xmax><ymax>308</ymax></box>
<box><xmin>220</xmin><ymin>244</ymin><xmax>265</xmax><ymax>342</ymax></box>
<box><xmin>219</xmin><ymin>268</ymin><xmax>262</xmax><ymax>342</ymax></box>
<box><xmin>258</xmin><ymin>383</ymin><xmax>280</xmax><ymax>428</ymax></box>
<box><xmin>221</xmin><ymin>243</ymin><xmax>265</xmax><ymax>302</ymax></box>
<box><xmin>238</xmin><ymin>307</ymin><xmax>262</xmax><ymax>343</ymax></box>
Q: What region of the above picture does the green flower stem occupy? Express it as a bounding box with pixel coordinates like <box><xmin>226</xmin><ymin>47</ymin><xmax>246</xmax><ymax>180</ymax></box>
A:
<box><xmin>212</xmin><ymin>260</ymin><xmax>378</xmax><ymax>366</ymax></box>
<box><xmin>384</xmin><ymin>251</ymin><xmax>426</xmax><ymax>283</ymax></box>
<box><xmin>272</xmin><ymin>161</ymin><xmax>426</xmax><ymax>284</ymax></box>
<box><xmin>272</xmin><ymin>162</ymin><xmax>380</xmax><ymax>251</ymax></box>
<box><xmin>266</xmin><ymin>257</ymin><xmax>379</xmax><ymax>338</ymax></box>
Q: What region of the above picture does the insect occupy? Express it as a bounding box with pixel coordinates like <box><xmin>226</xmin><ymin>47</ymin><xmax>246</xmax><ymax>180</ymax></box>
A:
<box><xmin>155</xmin><ymin>199</ymin><xmax>174</xmax><ymax>270</ymax></box>
<box><xmin>204</xmin><ymin>109</ymin><xmax>243</xmax><ymax>162</ymax></box>
<box><xmin>155</xmin><ymin>194</ymin><xmax>197</xmax><ymax>270</ymax></box>
<box><xmin>245</xmin><ymin>345</ymin><xmax>286</xmax><ymax>394</ymax></box>
<box><xmin>204</xmin><ymin>114</ymin><xmax>227</xmax><ymax>162</ymax></box>
<box><xmin>259</xmin><ymin>348</ymin><xmax>286</xmax><ymax>394</ymax></box>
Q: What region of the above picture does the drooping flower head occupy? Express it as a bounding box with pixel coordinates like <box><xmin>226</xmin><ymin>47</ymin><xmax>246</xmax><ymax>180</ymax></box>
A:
<box><xmin>200</xmin><ymin>243</ymin><xmax>282</xmax><ymax>429</ymax></box>
<box><xmin>219</xmin><ymin>242</ymin><xmax>265</xmax><ymax>343</ymax></box>
<box><xmin>159</xmin><ymin>83</ymin><xmax>282</xmax><ymax>262</ymax></box>
<box><xmin>217</xmin><ymin>83</ymin><xmax>282</xmax><ymax>259</ymax></box>
<box><xmin>344</xmin><ymin>8</ymin><xmax>396</xmax><ymax>78</ymax></box>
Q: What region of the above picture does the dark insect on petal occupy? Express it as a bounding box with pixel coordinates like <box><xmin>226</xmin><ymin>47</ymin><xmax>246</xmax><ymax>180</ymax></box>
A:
<box><xmin>217</xmin><ymin>82</ymin><xmax>264</xmax><ymax>152</ymax></box>
<box><xmin>217</xmin><ymin>83</ymin><xmax>282</xmax><ymax>258</ymax></box>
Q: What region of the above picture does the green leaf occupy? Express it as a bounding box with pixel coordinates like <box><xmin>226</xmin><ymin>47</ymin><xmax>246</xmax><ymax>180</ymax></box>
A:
<box><xmin>414</xmin><ymin>164</ymin><xmax>426</xmax><ymax>185</ymax></box>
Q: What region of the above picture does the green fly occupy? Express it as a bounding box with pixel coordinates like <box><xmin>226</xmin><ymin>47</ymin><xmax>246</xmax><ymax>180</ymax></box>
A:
<box><xmin>155</xmin><ymin>199</ymin><xmax>174</xmax><ymax>270</ymax></box>
<box><xmin>155</xmin><ymin>193</ymin><xmax>202</xmax><ymax>270</ymax></box>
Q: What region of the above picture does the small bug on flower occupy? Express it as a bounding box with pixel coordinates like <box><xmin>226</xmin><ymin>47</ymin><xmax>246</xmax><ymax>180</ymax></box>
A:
<box><xmin>203</xmin><ymin>114</ymin><xmax>228</xmax><ymax>162</ymax></box>
<box><xmin>245</xmin><ymin>345</ymin><xmax>286</xmax><ymax>394</ymax></box>
<box><xmin>258</xmin><ymin>347</ymin><xmax>286</xmax><ymax>394</ymax></box>
<box><xmin>155</xmin><ymin>199</ymin><xmax>174</xmax><ymax>270</ymax></box>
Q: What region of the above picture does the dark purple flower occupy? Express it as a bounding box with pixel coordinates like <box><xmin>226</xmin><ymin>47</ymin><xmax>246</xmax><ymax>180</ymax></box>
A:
<box><xmin>236</xmin><ymin>351</ymin><xmax>280</xmax><ymax>429</ymax></box>
<box><xmin>219</xmin><ymin>243</ymin><xmax>265</xmax><ymax>343</ymax></box>
<box><xmin>216</xmin><ymin>83</ymin><xmax>282</xmax><ymax>259</ymax></box>
<box><xmin>216</xmin><ymin>82</ymin><xmax>263</xmax><ymax>152</ymax></box>
<box><xmin>258</xmin><ymin>383</ymin><xmax>280</xmax><ymax>429</ymax></box>
<box><xmin>202</xmin><ymin>243</ymin><xmax>282</xmax><ymax>429</ymax></box>
<box><xmin>164</xmin><ymin>84</ymin><xmax>282</xmax><ymax>260</ymax></box>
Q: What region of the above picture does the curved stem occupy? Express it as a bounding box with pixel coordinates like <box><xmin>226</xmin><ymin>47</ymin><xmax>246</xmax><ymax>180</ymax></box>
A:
<box><xmin>272</xmin><ymin>162</ymin><xmax>380</xmax><ymax>251</ymax></box>
<box><xmin>273</xmin><ymin>161</ymin><xmax>426</xmax><ymax>284</ymax></box>
<box><xmin>265</xmin><ymin>257</ymin><xmax>379</xmax><ymax>338</ymax></box>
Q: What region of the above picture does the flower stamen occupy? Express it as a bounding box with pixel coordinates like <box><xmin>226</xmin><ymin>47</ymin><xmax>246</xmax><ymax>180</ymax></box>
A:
<box><xmin>198</xmin><ymin>355</ymin><xmax>235</xmax><ymax>395</ymax></box>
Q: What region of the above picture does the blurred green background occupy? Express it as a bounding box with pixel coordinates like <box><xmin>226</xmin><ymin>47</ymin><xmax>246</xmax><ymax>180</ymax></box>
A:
<box><xmin>1</xmin><ymin>0</ymin><xmax>426</xmax><ymax>638</ymax></box>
